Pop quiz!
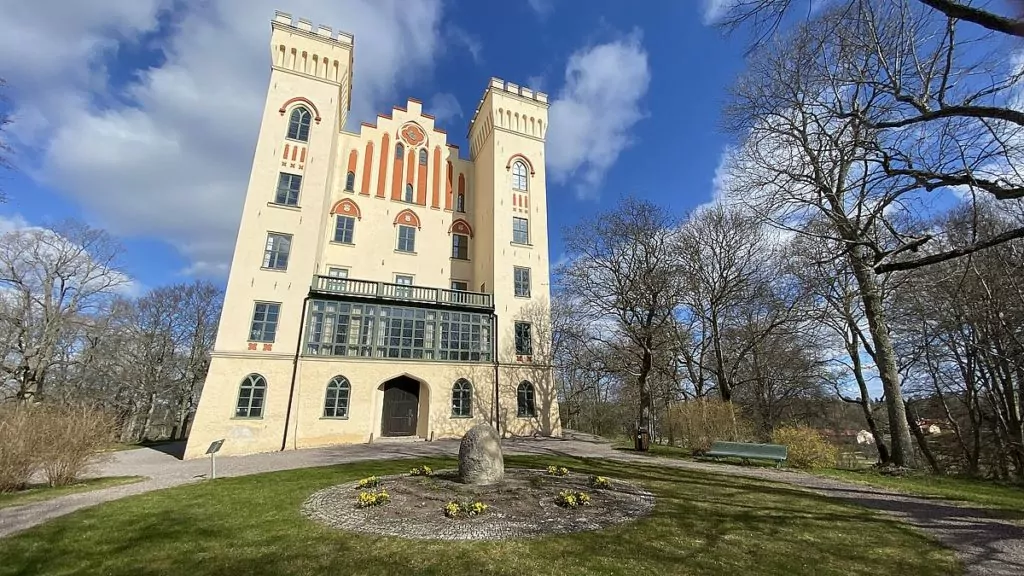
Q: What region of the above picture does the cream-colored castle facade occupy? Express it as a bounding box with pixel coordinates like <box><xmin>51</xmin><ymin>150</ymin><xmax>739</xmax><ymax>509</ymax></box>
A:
<box><xmin>183</xmin><ymin>12</ymin><xmax>561</xmax><ymax>459</ymax></box>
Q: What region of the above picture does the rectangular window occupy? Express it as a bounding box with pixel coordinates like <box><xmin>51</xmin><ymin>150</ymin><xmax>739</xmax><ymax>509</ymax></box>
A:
<box><xmin>514</xmin><ymin>267</ymin><xmax>531</xmax><ymax>298</ymax></box>
<box><xmin>513</xmin><ymin>217</ymin><xmax>529</xmax><ymax>244</ymax></box>
<box><xmin>451</xmin><ymin>234</ymin><xmax>469</xmax><ymax>260</ymax></box>
<box><xmin>334</xmin><ymin>215</ymin><xmax>355</xmax><ymax>244</ymax></box>
<box><xmin>263</xmin><ymin>233</ymin><xmax>291</xmax><ymax>270</ymax></box>
<box><xmin>397</xmin><ymin>225</ymin><xmax>416</xmax><ymax>252</ymax></box>
<box><xmin>450</xmin><ymin>280</ymin><xmax>468</xmax><ymax>291</ymax></box>
<box><xmin>515</xmin><ymin>322</ymin><xmax>533</xmax><ymax>356</ymax></box>
<box><xmin>249</xmin><ymin>302</ymin><xmax>281</xmax><ymax>342</ymax></box>
<box><xmin>274</xmin><ymin>173</ymin><xmax>302</xmax><ymax>206</ymax></box>
<box><xmin>304</xmin><ymin>301</ymin><xmax>492</xmax><ymax>362</ymax></box>
<box><xmin>326</xmin><ymin>267</ymin><xmax>348</xmax><ymax>292</ymax></box>
<box><xmin>394</xmin><ymin>274</ymin><xmax>413</xmax><ymax>298</ymax></box>
<box><xmin>456</xmin><ymin>193</ymin><xmax>466</xmax><ymax>213</ymax></box>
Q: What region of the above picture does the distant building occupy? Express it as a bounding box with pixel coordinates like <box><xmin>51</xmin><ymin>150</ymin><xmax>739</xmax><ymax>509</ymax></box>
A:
<box><xmin>855</xmin><ymin>430</ymin><xmax>874</xmax><ymax>445</ymax></box>
<box><xmin>184</xmin><ymin>11</ymin><xmax>561</xmax><ymax>459</ymax></box>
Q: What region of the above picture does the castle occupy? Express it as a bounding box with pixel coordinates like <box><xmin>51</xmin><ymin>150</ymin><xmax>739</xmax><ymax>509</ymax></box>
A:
<box><xmin>183</xmin><ymin>11</ymin><xmax>561</xmax><ymax>458</ymax></box>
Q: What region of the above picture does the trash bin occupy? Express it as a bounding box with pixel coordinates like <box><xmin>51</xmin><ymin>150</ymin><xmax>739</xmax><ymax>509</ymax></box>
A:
<box><xmin>635</xmin><ymin>427</ymin><xmax>650</xmax><ymax>452</ymax></box>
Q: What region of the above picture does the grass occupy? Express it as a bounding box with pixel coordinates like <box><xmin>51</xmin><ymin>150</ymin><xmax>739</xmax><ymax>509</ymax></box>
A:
<box><xmin>817</xmin><ymin>468</ymin><xmax>1024</xmax><ymax>520</ymax></box>
<box><xmin>0</xmin><ymin>456</ymin><xmax>959</xmax><ymax>576</ymax></box>
<box><xmin>0</xmin><ymin>477</ymin><xmax>145</xmax><ymax>510</ymax></box>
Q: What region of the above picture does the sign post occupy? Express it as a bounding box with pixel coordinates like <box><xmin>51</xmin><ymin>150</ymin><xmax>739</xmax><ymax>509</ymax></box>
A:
<box><xmin>206</xmin><ymin>440</ymin><xmax>225</xmax><ymax>479</ymax></box>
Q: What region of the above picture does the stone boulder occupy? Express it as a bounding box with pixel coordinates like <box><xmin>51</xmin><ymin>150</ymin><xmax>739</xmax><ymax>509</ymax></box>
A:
<box><xmin>458</xmin><ymin>424</ymin><xmax>504</xmax><ymax>485</ymax></box>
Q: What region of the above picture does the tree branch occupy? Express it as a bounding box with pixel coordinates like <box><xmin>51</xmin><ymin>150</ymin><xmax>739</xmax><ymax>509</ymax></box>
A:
<box><xmin>916</xmin><ymin>0</ymin><xmax>1024</xmax><ymax>38</ymax></box>
<box><xmin>875</xmin><ymin>225</ymin><xmax>1024</xmax><ymax>273</ymax></box>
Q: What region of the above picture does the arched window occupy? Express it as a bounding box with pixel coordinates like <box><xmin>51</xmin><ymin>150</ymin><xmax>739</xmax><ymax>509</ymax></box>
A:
<box><xmin>395</xmin><ymin>143</ymin><xmax>404</xmax><ymax>159</ymax></box>
<box><xmin>418</xmin><ymin>148</ymin><xmax>428</xmax><ymax>165</ymax></box>
<box><xmin>345</xmin><ymin>171</ymin><xmax>355</xmax><ymax>191</ymax></box>
<box><xmin>517</xmin><ymin>381</ymin><xmax>536</xmax><ymax>417</ymax></box>
<box><xmin>404</xmin><ymin>183</ymin><xmax>414</xmax><ymax>203</ymax></box>
<box><xmin>456</xmin><ymin>193</ymin><xmax>466</xmax><ymax>213</ymax></box>
<box><xmin>287</xmin><ymin>107</ymin><xmax>312</xmax><ymax>142</ymax></box>
<box><xmin>235</xmin><ymin>374</ymin><xmax>267</xmax><ymax>418</ymax></box>
<box><xmin>451</xmin><ymin>379</ymin><xmax>472</xmax><ymax>417</ymax></box>
<box><xmin>512</xmin><ymin>161</ymin><xmax>528</xmax><ymax>191</ymax></box>
<box><xmin>324</xmin><ymin>376</ymin><xmax>351</xmax><ymax>418</ymax></box>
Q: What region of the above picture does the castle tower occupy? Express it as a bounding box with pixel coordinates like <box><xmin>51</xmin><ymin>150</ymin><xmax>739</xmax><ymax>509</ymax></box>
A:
<box><xmin>184</xmin><ymin>14</ymin><xmax>559</xmax><ymax>459</ymax></box>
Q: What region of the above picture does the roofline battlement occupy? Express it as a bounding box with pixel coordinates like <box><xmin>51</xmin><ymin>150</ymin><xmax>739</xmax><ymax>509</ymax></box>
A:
<box><xmin>272</xmin><ymin>10</ymin><xmax>354</xmax><ymax>46</ymax></box>
<box><xmin>487</xmin><ymin>77</ymin><xmax>548</xmax><ymax>104</ymax></box>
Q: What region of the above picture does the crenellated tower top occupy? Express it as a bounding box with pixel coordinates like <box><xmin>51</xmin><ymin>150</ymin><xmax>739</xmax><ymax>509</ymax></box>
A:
<box><xmin>272</xmin><ymin>10</ymin><xmax>354</xmax><ymax>46</ymax></box>
<box><xmin>468</xmin><ymin>77</ymin><xmax>548</xmax><ymax>158</ymax></box>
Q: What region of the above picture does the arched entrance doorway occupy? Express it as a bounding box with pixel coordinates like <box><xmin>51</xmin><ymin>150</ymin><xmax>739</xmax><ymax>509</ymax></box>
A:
<box><xmin>381</xmin><ymin>376</ymin><xmax>420</xmax><ymax>437</ymax></box>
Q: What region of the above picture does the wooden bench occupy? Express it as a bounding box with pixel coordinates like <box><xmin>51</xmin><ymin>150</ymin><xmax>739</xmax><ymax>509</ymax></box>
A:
<box><xmin>704</xmin><ymin>441</ymin><xmax>788</xmax><ymax>468</ymax></box>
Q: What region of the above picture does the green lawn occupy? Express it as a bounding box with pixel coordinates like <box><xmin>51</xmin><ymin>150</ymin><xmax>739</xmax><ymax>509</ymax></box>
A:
<box><xmin>0</xmin><ymin>477</ymin><xmax>144</xmax><ymax>510</ymax></box>
<box><xmin>0</xmin><ymin>456</ymin><xmax>960</xmax><ymax>576</ymax></box>
<box><xmin>816</xmin><ymin>469</ymin><xmax>1024</xmax><ymax>520</ymax></box>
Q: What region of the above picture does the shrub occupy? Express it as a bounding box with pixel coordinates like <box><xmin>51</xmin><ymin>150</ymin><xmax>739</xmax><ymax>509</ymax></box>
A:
<box><xmin>555</xmin><ymin>489</ymin><xmax>591</xmax><ymax>508</ymax></box>
<box><xmin>357</xmin><ymin>476</ymin><xmax>380</xmax><ymax>489</ymax></box>
<box><xmin>666</xmin><ymin>399</ymin><xmax>754</xmax><ymax>454</ymax></box>
<box><xmin>357</xmin><ymin>488</ymin><xmax>390</xmax><ymax>508</ymax></box>
<box><xmin>409</xmin><ymin>465</ymin><xmax>433</xmax><ymax>476</ymax></box>
<box><xmin>546</xmin><ymin>465</ymin><xmax>569</xmax><ymax>476</ymax></box>
<box><xmin>36</xmin><ymin>405</ymin><xmax>117</xmax><ymax>486</ymax></box>
<box><xmin>0</xmin><ymin>403</ymin><xmax>115</xmax><ymax>491</ymax></box>
<box><xmin>0</xmin><ymin>406</ymin><xmax>41</xmax><ymax>493</ymax></box>
<box><xmin>588</xmin><ymin>475</ymin><xmax>610</xmax><ymax>489</ymax></box>
<box><xmin>772</xmin><ymin>425</ymin><xmax>838</xmax><ymax>469</ymax></box>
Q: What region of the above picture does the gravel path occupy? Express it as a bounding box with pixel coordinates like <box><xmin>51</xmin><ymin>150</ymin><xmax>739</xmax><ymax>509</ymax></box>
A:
<box><xmin>2</xmin><ymin>433</ymin><xmax>1021</xmax><ymax>575</ymax></box>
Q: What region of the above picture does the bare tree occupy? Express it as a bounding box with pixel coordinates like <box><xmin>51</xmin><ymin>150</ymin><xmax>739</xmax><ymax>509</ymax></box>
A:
<box><xmin>0</xmin><ymin>222</ymin><xmax>126</xmax><ymax>402</ymax></box>
<box><xmin>560</xmin><ymin>198</ymin><xmax>685</xmax><ymax>442</ymax></box>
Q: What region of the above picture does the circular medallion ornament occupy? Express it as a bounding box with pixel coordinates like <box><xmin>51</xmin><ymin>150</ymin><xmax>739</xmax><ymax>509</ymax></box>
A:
<box><xmin>399</xmin><ymin>123</ymin><xmax>426</xmax><ymax>146</ymax></box>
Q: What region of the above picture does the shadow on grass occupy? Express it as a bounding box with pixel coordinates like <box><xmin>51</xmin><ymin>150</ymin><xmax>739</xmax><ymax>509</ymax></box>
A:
<box><xmin>0</xmin><ymin>456</ymin><xmax>963</xmax><ymax>576</ymax></box>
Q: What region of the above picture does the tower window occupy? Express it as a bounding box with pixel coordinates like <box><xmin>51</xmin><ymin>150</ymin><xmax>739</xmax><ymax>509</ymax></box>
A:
<box><xmin>451</xmin><ymin>234</ymin><xmax>469</xmax><ymax>260</ymax></box>
<box><xmin>517</xmin><ymin>381</ymin><xmax>536</xmax><ymax>417</ymax></box>
<box><xmin>512</xmin><ymin>160</ymin><xmax>528</xmax><ymax>191</ymax></box>
<box><xmin>419</xmin><ymin>148</ymin><xmax>428</xmax><ymax>166</ymax></box>
<box><xmin>334</xmin><ymin>215</ymin><xmax>355</xmax><ymax>244</ymax></box>
<box><xmin>263</xmin><ymin>233</ymin><xmax>292</xmax><ymax>270</ymax></box>
<box><xmin>515</xmin><ymin>323</ymin><xmax>533</xmax><ymax>356</ymax></box>
<box><xmin>514</xmin><ymin>267</ymin><xmax>531</xmax><ymax>298</ymax></box>
<box><xmin>249</xmin><ymin>302</ymin><xmax>281</xmax><ymax>342</ymax></box>
<box><xmin>235</xmin><ymin>374</ymin><xmax>267</xmax><ymax>419</ymax></box>
<box><xmin>395</xmin><ymin>143</ymin><xmax>404</xmax><ymax>159</ymax></box>
<box><xmin>274</xmin><ymin>173</ymin><xmax>302</xmax><ymax>206</ymax></box>
<box><xmin>345</xmin><ymin>171</ymin><xmax>355</xmax><ymax>191</ymax></box>
<box><xmin>287</xmin><ymin>107</ymin><xmax>312</xmax><ymax>142</ymax></box>
<box><xmin>397</xmin><ymin>225</ymin><xmax>416</xmax><ymax>253</ymax></box>
<box><xmin>456</xmin><ymin>193</ymin><xmax>466</xmax><ymax>213</ymax></box>
<box><xmin>404</xmin><ymin>183</ymin><xmax>414</xmax><ymax>203</ymax></box>
<box><xmin>513</xmin><ymin>217</ymin><xmax>529</xmax><ymax>244</ymax></box>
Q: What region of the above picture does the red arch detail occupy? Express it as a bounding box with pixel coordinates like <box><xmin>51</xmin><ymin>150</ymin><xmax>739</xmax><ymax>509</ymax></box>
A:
<box><xmin>448</xmin><ymin>218</ymin><xmax>474</xmax><ymax>238</ymax></box>
<box><xmin>278</xmin><ymin>97</ymin><xmax>322</xmax><ymax>124</ymax></box>
<box><xmin>330</xmin><ymin>198</ymin><xmax>362</xmax><ymax>219</ymax></box>
<box><xmin>393</xmin><ymin>208</ymin><xmax>422</xmax><ymax>229</ymax></box>
<box><xmin>505</xmin><ymin>153</ymin><xmax>536</xmax><ymax>175</ymax></box>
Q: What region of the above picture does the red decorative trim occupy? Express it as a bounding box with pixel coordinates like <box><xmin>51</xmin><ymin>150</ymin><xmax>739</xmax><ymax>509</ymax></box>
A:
<box><xmin>360</xmin><ymin>121</ymin><xmax>376</xmax><ymax>129</ymax></box>
<box><xmin>330</xmin><ymin>198</ymin><xmax>362</xmax><ymax>219</ymax></box>
<box><xmin>408</xmin><ymin>97</ymin><xmax>422</xmax><ymax>104</ymax></box>
<box><xmin>248</xmin><ymin>343</ymin><xmax>257</xmax><ymax>351</ymax></box>
<box><xmin>433</xmin><ymin>128</ymin><xmax>447</xmax><ymax>134</ymax></box>
<box><xmin>278</xmin><ymin>97</ymin><xmax>322</xmax><ymax>124</ymax></box>
<box><xmin>506</xmin><ymin>154</ymin><xmax>535</xmax><ymax>175</ymax></box>
<box><xmin>393</xmin><ymin>208</ymin><xmax>422</xmax><ymax>229</ymax></box>
<box><xmin>422</xmin><ymin>113</ymin><xmax>435</xmax><ymax>120</ymax></box>
<box><xmin>263</xmin><ymin>343</ymin><xmax>273</xmax><ymax>352</ymax></box>
<box><xmin>448</xmin><ymin>218</ymin><xmax>474</xmax><ymax>238</ymax></box>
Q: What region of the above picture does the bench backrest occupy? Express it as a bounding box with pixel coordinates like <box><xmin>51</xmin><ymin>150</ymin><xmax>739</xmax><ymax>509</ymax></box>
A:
<box><xmin>709</xmin><ymin>441</ymin><xmax>788</xmax><ymax>459</ymax></box>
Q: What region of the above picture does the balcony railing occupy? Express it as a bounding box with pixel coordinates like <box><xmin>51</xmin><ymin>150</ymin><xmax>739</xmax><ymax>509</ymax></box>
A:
<box><xmin>311</xmin><ymin>275</ymin><xmax>493</xmax><ymax>310</ymax></box>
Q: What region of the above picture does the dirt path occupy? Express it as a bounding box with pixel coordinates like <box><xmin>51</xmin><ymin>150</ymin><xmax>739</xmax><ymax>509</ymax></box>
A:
<box><xmin>1</xmin><ymin>434</ymin><xmax>1020</xmax><ymax>575</ymax></box>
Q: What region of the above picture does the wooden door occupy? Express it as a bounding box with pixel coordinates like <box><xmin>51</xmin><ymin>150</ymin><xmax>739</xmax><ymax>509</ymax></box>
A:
<box><xmin>382</xmin><ymin>378</ymin><xmax>419</xmax><ymax>436</ymax></box>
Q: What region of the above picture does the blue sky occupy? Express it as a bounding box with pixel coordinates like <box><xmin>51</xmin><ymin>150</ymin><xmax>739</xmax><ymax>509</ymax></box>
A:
<box><xmin>0</xmin><ymin>0</ymin><xmax>745</xmax><ymax>292</ymax></box>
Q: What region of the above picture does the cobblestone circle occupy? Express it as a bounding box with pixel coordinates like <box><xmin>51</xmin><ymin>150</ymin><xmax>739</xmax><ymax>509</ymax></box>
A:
<box><xmin>301</xmin><ymin>468</ymin><xmax>656</xmax><ymax>540</ymax></box>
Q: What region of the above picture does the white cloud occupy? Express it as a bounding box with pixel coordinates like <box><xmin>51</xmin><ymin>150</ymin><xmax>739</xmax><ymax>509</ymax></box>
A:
<box><xmin>527</xmin><ymin>0</ymin><xmax>555</xmax><ymax>18</ymax></box>
<box><xmin>448</xmin><ymin>25</ymin><xmax>483</xmax><ymax>64</ymax></box>
<box><xmin>427</xmin><ymin>93</ymin><xmax>463</xmax><ymax>125</ymax></box>
<box><xmin>526</xmin><ymin>75</ymin><xmax>547</xmax><ymax>93</ymax></box>
<box><xmin>700</xmin><ymin>0</ymin><xmax>739</xmax><ymax>25</ymax></box>
<box><xmin>1</xmin><ymin>0</ymin><xmax>446</xmax><ymax>278</ymax></box>
<box><xmin>546</xmin><ymin>31</ymin><xmax>650</xmax><ymax>199</ymax></box>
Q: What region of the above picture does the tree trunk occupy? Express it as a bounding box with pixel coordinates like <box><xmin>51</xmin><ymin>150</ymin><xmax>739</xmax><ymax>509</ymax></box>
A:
<box><xmin>907</xmin><ymin>403</ymin><xmax>942</xmax><ymax>473</ymax></box>
<box><xmin>848</xmin><ymin>250</ymin><xmax>917</xmax><ymax>468</ymax></box>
